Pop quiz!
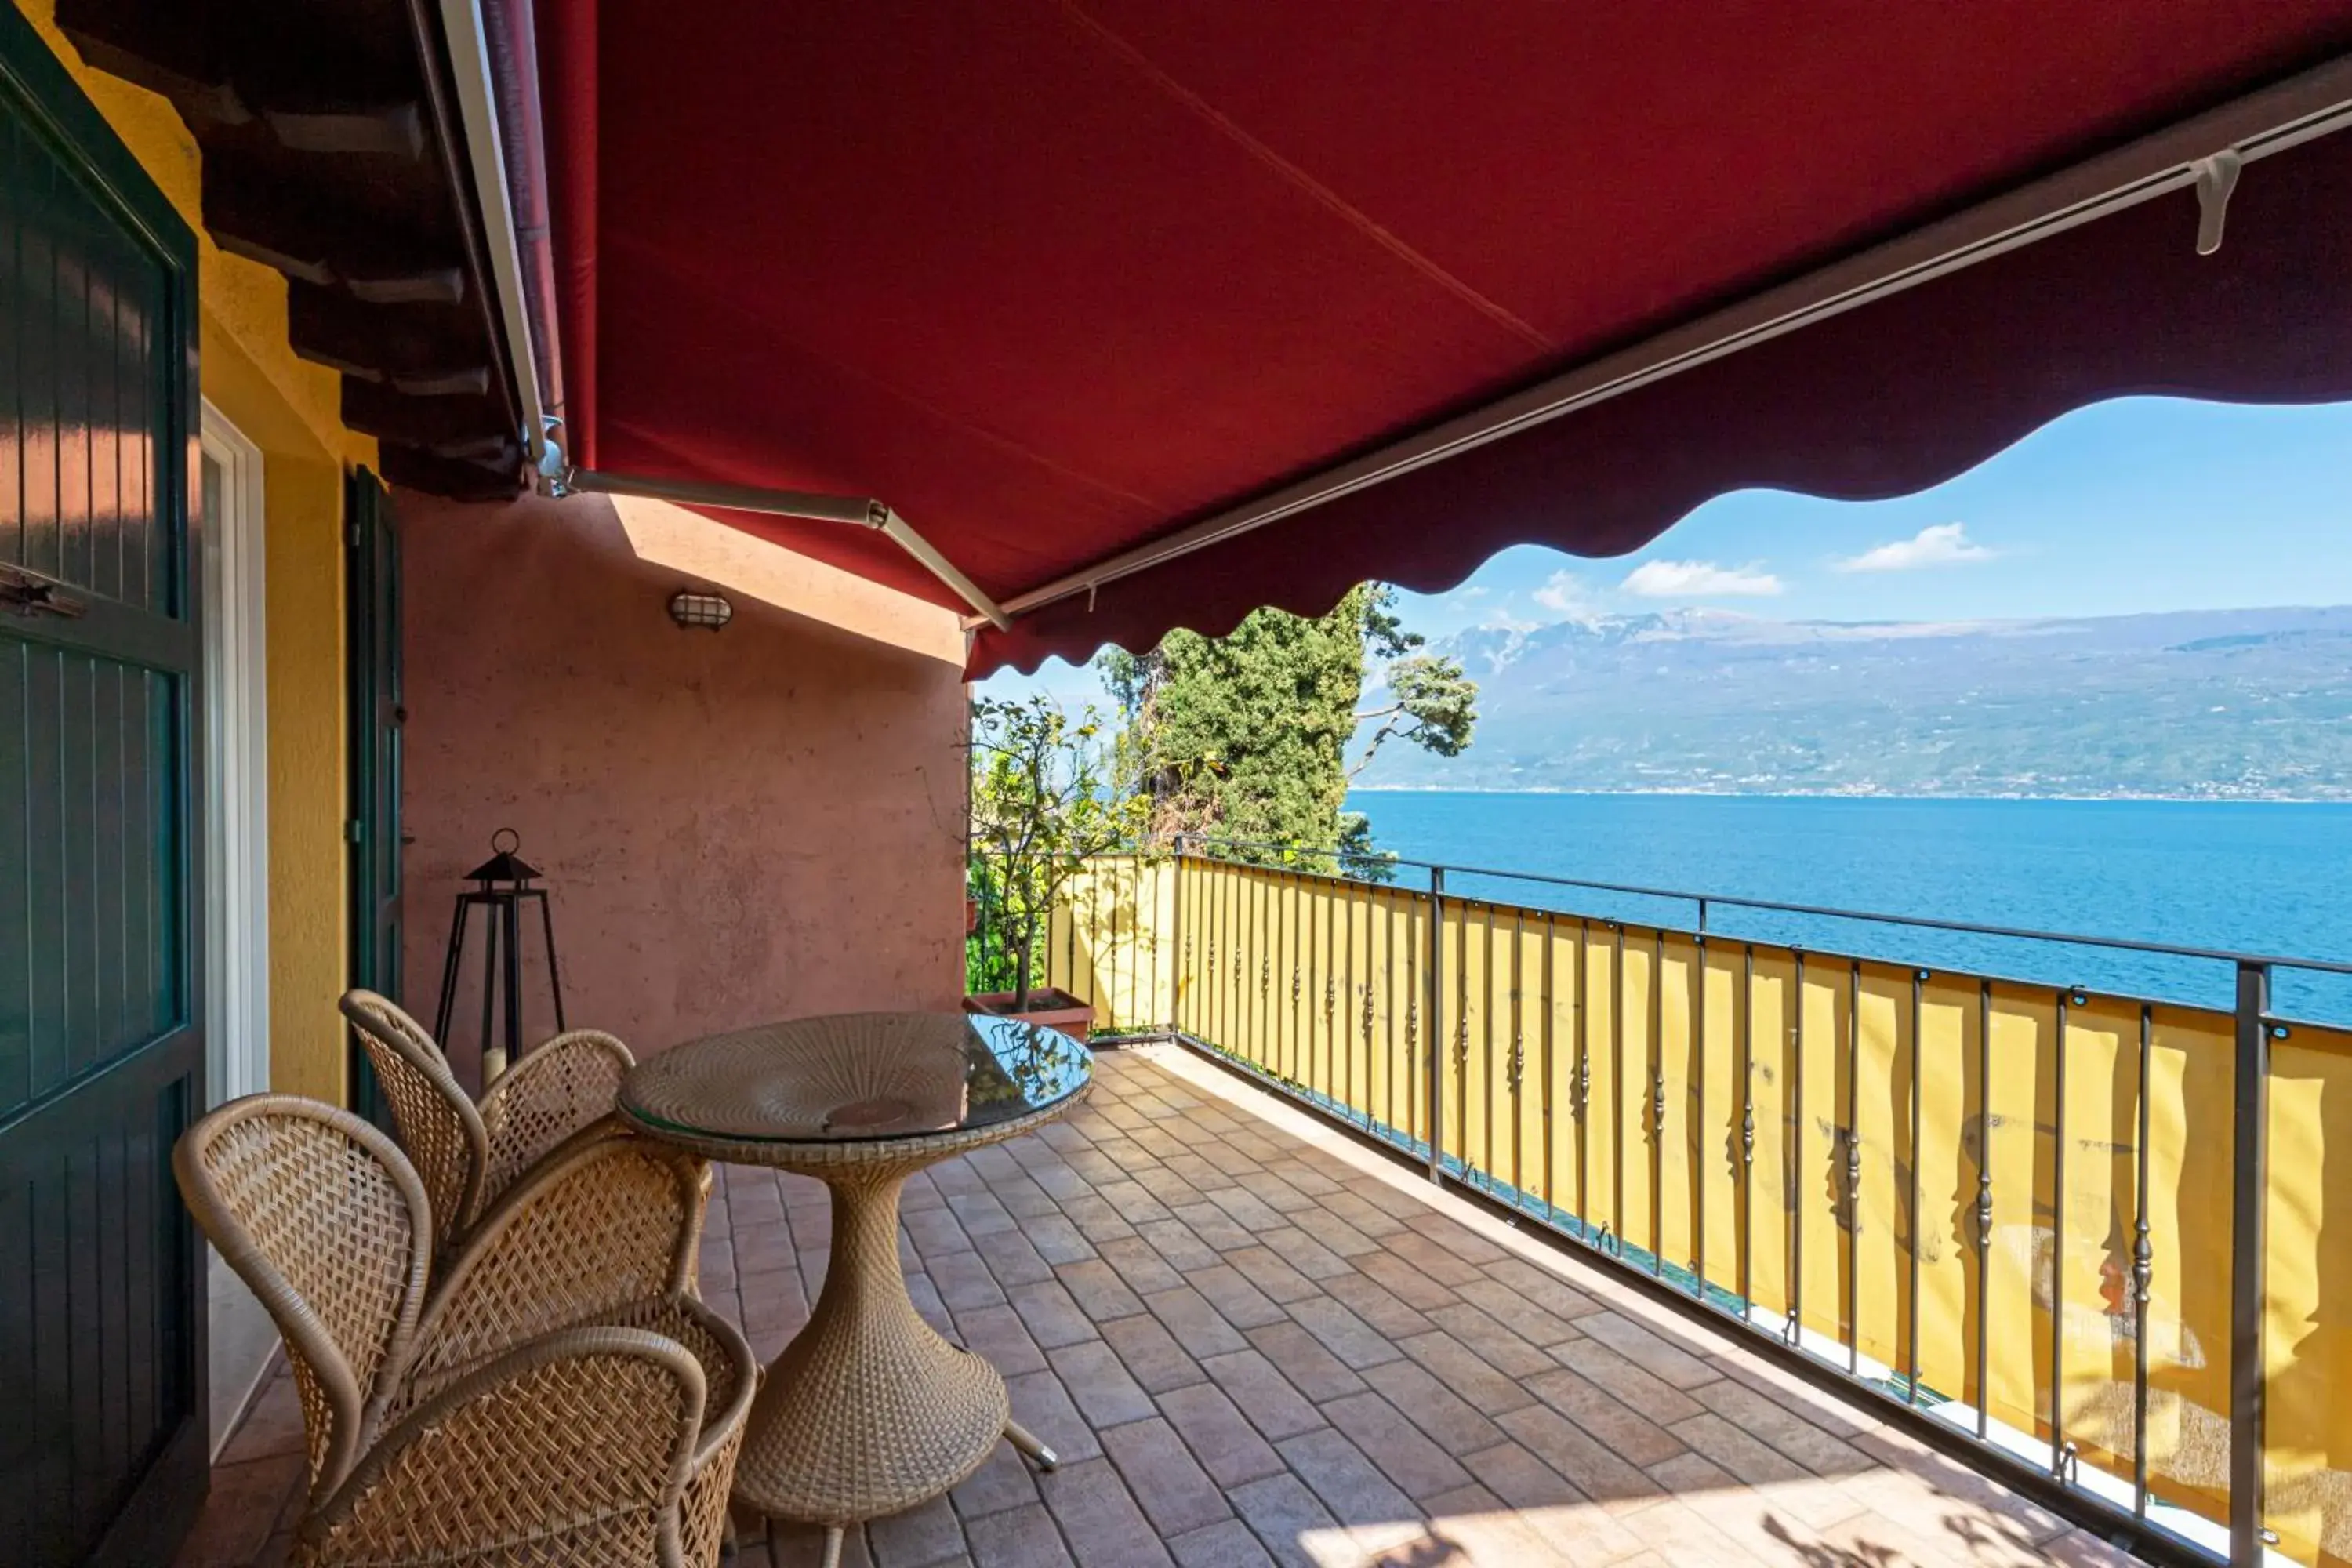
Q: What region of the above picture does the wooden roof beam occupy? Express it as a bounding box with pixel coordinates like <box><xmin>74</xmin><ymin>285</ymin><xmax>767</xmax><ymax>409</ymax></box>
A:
<box><xmin>209</xmin><ymin>165</ymin><xmax>459</xmax><ymax>290</ymax></box>
<box><xmin>263</xmin><ymin>104</ymin><xmax>424</xmax><ymax>158</ymax></box>
<box><xmin>287</xmin><ymin>281</ymin><xmax>488</xmax><ymax>383</ymax></box>
<box><xmin>379</xmin><ymin>443</ymin><xmax>522</xmax><ymax>501</ymax></box>
<box><xmin>341</xmin><ymin>380</ymin><xmax>506</xmax><ymax>445</ymax></box>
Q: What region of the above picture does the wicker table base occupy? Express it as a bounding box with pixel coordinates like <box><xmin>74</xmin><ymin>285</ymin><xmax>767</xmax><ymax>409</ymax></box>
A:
<box><xmin>731</xmin><ymin>1164</ymin><xmax>1055</xmax><ymax>1565</ymax></box>
<box><xmin>617</xmin><ymin>1012</ymin><xmax>1093</xmax><ymax>1568</ymax></box>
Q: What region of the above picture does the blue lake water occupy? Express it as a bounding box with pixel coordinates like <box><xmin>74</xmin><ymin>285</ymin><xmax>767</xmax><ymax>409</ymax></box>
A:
<box><xmin>1346</xmin><ymin>792</ymin><xmax>2352</xmax><ymax>1025</ymax></box>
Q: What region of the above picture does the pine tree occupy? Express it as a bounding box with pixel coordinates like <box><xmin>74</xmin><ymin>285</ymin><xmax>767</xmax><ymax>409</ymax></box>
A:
<box><xmin>1102</xmin><ymin>584</ymin><xmax>1476</xmax><ymax>877</ymax></box>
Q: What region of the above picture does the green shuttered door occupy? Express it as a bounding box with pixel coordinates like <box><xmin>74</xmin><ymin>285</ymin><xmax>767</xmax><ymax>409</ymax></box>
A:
<box><xmin>0</xmin><ymin>9</ymin><xmax>207</xmax><ymax>1564</ymax></box>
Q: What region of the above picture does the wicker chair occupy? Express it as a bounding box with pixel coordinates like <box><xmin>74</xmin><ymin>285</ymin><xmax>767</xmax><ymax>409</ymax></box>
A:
<box><xmin>339</xmin><ymin>987</ymin><xmax>635</xmax><ymax>1253</ymax></box>
<box><xmin>175</xmin><ymin>1095</ymin><xmax>753</xmax><ymax>1566</ymax></box>
<box><xmin>391</xmin><ymin>1118</ymin><xmax>750</xmax><ymax>1567</ymax></box>
<box><xmin>296</xmin><ymin>1326</ymin><xmax>710</xmax><ymax>1566</ymax></box>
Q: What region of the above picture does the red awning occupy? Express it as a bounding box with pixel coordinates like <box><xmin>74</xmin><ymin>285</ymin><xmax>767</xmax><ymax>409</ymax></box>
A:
<box><xmin>534</xmin><ymin>3</ymin><xmax>2352</xmax><ymax>675</ymax></box>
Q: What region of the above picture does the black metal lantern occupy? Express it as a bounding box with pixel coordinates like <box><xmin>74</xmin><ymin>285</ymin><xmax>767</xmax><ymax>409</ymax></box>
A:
<box><xmin>434</xmin><ymin>828</ymin><xmax>566</xmax><ymax>1085</ymax></box>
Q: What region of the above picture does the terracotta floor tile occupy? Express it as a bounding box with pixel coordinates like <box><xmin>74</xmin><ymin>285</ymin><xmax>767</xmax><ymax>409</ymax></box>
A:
<box><xmin>1450</xmin><ymin>1276</ymin><xmax>1584</xmax><ymax>1348</ymax></box>
<box><xmin>1165</xmin><ymin>1519</ymin><xmax>1276</xmax><ymax>1568</ymax></box>
<box><xmin>1418</xmin><ymin>1482</ymin><xmax>1579</xmax><ymax>1567</ymax></box>
<box><xmin>1348</xmin><ymin>1250</ymin><xmax>1461</xmax><ymax>1312</ymax></box>
<box><xmin>1159</xmin><ymin>1381</ymin><xmax>1290</xmax><ymax>1486</ymax></box>
<box><xmin>1050</xmin><ymin>1339</ymin><xmax>1157</xmax><ymax>1429</ymax></box>
<box><xmin>1226</xmin><ymin>1474</ymin><xmax>1343</xmax><ymax>1568</ymax></box>
<box><xmin>1249</xmin><ymin>1225</ymin><xmax>1354</xmax><ymax>1279</ymax></box>
<box><xmin>1552</xmin><ymin>1334</ymin><xmax>1708</xmax><ymax>1422</ymax></box>
<box><xmin>1239</xmin><ymin>1320</ymin><xmax>1368</xmax><ymax>1403</ymax></box>
<box><xmin>1011</xmin><ymin>1279</ymin><xmax>1104</xmax><ymax>1349</ymax></box>
<box><xmin>964</xmin><ymin>1502</ymin><xmax>1074</xmax><ymax>1568</ymax></box>
<box><xmin>1393</xmin><ymin>1330</ymin><xmax>1540</xmax><ymax>1417</ymax></box>
<box><xmin>1317</xmin><ymin>1271</ymin><xmax>1436</xmax><ymax>1340</ymax></box>
<box><xmin>972</xmin><ymin>1227</ymin><xmax>1056</xmax><ymax>1289</ymax></box>
<box><xmin>1006</xmin><ymin>1367</ymin><xmax>1105</xmax><ymax>1464</ymax></box>
<box><xmin>1320</xmin><ymin>1390</ymin><xmax>1475</xmax><ymax>1502</ymax></box>
<box><xmin>1185</xmin><ymin>1262</ymin><xmax>1289</xmax><ymax>1330</ymax></box>
<box><xmin>949</xmin><ymin>1443</ymin><xmax>1040</xmax><ymax>1519</ymax></box>
<box><xmin>1273</xmin><ymin>1428</ymin><xmax>1423</xmax><ymax>1556</ymax></box>
<box><xmin>950</xmin><ymin>1301</ymin><xmax>1049</xmax><ymax>1377</ymax></box>
<box><xmin>866</xmin><ymin>1494</ymin><xmax>964</xmax><ymax>1567</ymax></box>
<box><xmin>1523</xmin><ymin>1366</ymin><xmax>1688</xmax><ymax>1468</ymax></box>
<box><xmin>1102</xmin><ymin>1311</ymin><xmax>1207</xmax><ymax>1395</ymax></box>
<box><xmin>1283</xmin><ymin>1296</ymin><xmax>1404</xmax><ymax>1371</ymax></box>
<box><xmin>1102</xmin><ymin>1417</ymin><xmax>1232</xmax><ymax>1537</ymax></box>
<box><xmin>1058</xmin><ymin>1257</ymin><xmax>1149</xmax><ymax>1321</ymax></box>
<box><xmin>1358</xmin><ymin>1358</ymin><xmax>1506</xmax><ymax>1455</ymax></box>
<box><xmin>1421</xmin><ymin>1302</ymin><xmax>1556</xmax><ymax>1379</ymax></box>
<box><xmin>1142</xmin><ymin>1284</ymin><xmax>1251</xmax><ymax>1359</ymax></box>
<box><xmin>1025</xmin><ymin>1212</ymin><xmax>1101</xmax><ymax>1266</ymax></box>
<box><xmin>172</xmin><ymin>1450</ymin><xmax>304</xmax><ymax>1567</ymax></box>
<box><xmin>1039</xmin><ymin>1455</ymin><xmax>1175</xmax><ymax>1568</ymax></box>
<box><xmin>1097</xmin><ymin>1233</ymin><xmax>1189</xmax><ymax>1294</ymax></box>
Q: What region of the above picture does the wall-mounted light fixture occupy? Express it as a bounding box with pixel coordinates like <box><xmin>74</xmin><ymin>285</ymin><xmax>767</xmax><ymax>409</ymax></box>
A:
<box><xmin>667</xmin><ymin>589</ymin><xmax>733</xmax><ymax>630</ymax></box>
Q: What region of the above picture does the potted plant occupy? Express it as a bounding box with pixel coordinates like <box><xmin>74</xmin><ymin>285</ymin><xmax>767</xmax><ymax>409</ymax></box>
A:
<box><xmin>965</xmin><ymin>695</ymin><xmax>1145</xmax><ymax>1039</ymax></box>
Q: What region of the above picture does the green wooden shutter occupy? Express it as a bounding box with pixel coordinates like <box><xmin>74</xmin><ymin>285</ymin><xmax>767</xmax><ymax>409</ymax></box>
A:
<box><xmin>345</xmin><ymin>467</ymin><xmax>401</xmax><ymax>1123</ymax></box>
<box><xmin>0</xmin><ymin>8</ymin><xmax>208</xmax><ymax>1565</ymax></box>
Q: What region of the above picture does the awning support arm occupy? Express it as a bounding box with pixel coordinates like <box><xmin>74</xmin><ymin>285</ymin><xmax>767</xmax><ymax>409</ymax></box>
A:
<box><xmin>439</xmin><ymin>0</ymin><xmax>1010</xmax><ymax>630</ymax></box>
<box><xmin>564</xmin><ymin>468</ymin><xmax>1013</xmax><ymax>629</ymax></box>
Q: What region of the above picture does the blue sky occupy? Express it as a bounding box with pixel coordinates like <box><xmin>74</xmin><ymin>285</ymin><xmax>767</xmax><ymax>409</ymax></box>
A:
<box><xmin>987</xmin><ymin>395</ymin><xmax>2352</xmax><ymax>703</ymax></box>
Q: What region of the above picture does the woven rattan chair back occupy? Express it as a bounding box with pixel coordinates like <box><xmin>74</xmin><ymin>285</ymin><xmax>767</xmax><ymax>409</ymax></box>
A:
<box><xmin>339</xmin><ymin>989</ymin><xmax>489</xmax><ymax>1251</ymax></box>
<box><xmin>474</xmin><ymin>1026</ymin><xmax>634</xmax><ymax>1198</ymax></box>
<box><xmin>395</xmin><ymin>1122</ymin><xmax>708</xmax><ymax>1406</ymax></box>
<box><xmin>173</xmin><ymin>1095</ymin><xmax>433</xmax><ymax>1501</ymax></box>
<box><xmin>615</xmin><ymin>1297</ymin><xmax>757</xmax><ymax>1567</ymax></box>
<box><xmin>295</xmin><ymin>1325</ymin><xmax>706</xmax><ymax>1568</ymax></box>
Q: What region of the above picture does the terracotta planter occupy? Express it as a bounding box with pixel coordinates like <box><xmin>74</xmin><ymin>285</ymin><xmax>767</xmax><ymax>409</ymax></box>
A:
<box><xmin>964</xmin><ymin>896</ymin><xmax>980</xmax><ymax>937</ymax></box>
<box><xmin>964</xmin><ymin>988</ymin><xmax>1094</xmax><ymax>1042</ymax></box>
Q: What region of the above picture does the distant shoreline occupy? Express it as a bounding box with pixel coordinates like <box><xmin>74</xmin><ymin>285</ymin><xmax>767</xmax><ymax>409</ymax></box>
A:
<box><xmin>1348</xmin><ymin>786</ymin><xmax>2349</xmax><ymax>805</ymax></box>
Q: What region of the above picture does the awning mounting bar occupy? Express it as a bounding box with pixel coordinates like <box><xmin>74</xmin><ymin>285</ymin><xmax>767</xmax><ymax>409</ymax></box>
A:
<box><xmin>436</xmin><ymin>0</ymin><xmax>548</xmax><ymax>466</ymax></box>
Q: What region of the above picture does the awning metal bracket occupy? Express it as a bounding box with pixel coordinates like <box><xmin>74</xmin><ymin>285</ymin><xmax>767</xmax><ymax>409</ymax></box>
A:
<box><xmin>2193</xmin><ymin>150</ymin><xmax>2244</xmax><ymax>254</ymax></box>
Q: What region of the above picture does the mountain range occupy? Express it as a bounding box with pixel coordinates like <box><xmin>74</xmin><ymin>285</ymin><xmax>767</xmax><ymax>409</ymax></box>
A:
<box><xmin>1356</xmin><ymin>604</ymin><xmax>2352</xmax><ymax>800</ymax></box>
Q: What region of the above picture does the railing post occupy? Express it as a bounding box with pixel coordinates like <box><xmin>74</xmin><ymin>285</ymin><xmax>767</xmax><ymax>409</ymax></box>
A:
<box><xmin>1426</xmin><ymin>866</ymin><xmax>1446</xmax><ymax>1185</ymax></box>
<box><xmin>1168</xmin><ymin>836</ymin><xmax>1188</xmax><ymax>1036</ymax></box>
<box><xmin>2229</xmin><ymin>960</ymin><xmax>2271</xmax><ymax>1565</ymax></box>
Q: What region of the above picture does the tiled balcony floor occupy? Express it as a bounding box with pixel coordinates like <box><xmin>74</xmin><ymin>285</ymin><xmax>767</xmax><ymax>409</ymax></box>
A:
<box><xmin>181</xmin><ymin>1043</ymin><xmax>2136</xmax><ymax>1568</ymax></box>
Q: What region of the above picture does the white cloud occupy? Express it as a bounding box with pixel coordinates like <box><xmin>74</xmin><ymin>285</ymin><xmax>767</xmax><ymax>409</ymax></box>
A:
<box><xmin>1446</xmin><ymin>585</ymin><xmax>1490</xmax><ymax>602</ymax></box>
<box><xmin>1621</xmin><ymin>559</ymin><xmax>1784</xmax><ymax>598</ymax></box>
<box><xmin>1835</xmin><ymin>521</ymin><xmax>1995</xmax><ymax>573</ymax></box>
<box><xmin>1532</xmin><ymin>569</ymin><xmax>1598</xmax><ymax>615</ymax></box>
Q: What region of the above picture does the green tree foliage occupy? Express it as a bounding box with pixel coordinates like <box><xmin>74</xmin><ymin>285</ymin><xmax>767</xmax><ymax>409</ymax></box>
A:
<box><xmin>967</xmin><ymin>695</ymin><xmax>1149</xmax><ymax>1010</ymax></box>
<box><xmin>1102</xmin><ymin>584</ymin><xmax>1476</xmax><ymax>877</ymax></box>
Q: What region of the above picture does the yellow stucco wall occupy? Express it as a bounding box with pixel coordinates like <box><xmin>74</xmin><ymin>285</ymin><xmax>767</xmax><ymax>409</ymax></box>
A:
<box><xmin>16</xmin><ymin>0</ymin><xmax>370</xmax><ymax>1102</ymax></box>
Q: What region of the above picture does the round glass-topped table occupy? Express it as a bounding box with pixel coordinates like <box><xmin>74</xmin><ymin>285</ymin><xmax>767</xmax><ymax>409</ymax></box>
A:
<box><xmin>620</xmin><ymin>1011</ymin><xmax>1092</xmax><ymax>1565</ymax></box>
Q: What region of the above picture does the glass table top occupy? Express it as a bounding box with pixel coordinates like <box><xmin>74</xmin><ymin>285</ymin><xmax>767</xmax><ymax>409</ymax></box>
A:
<box><xmin>619</xmin><ymin>1011</ymin><xmax>1092</xmax><ymax>1145</ymax></box>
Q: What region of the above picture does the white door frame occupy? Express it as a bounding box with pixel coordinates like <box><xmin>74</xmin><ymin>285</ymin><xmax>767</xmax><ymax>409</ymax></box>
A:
<box><xmin>199</xmin><ymin>401</ymin><xmax>270</xmax><ymax>1106</ymax></box>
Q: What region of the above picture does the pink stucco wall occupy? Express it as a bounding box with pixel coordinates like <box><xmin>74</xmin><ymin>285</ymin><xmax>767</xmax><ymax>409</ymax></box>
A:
<box><xmin>397</xmin><ymin>489</ymin><xmax>969</xmax><ymax>1081</ymax></box>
